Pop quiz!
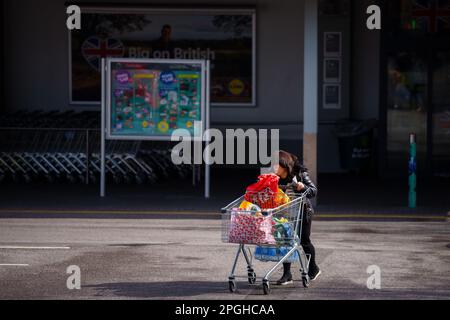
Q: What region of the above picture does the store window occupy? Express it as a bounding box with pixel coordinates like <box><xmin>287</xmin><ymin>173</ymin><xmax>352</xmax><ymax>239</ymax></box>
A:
<box><xmin>388</xmin><ymin>0</ymin><xmax>450</xmax><ymax>35</ymax></box>
<box><xmin>387</xmin><ymin>52</ymin><xmax>428</xmax><ymax>169</ymax></box>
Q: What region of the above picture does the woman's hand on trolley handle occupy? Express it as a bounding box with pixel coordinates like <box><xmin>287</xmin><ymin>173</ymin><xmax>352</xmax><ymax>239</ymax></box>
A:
<box><xmin>287</xmin><ymin>182</ymin><xmax>306</xmax><ymax>192</ymax></box>
<box><xmin>295</xmin><ymin>182</ymin><xmax>305</xmax><ymax>192</ymax></box>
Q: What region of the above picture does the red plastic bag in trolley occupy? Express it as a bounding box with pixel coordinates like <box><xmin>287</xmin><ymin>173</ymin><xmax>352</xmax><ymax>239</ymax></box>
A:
<box><xmin>244</xmin><ymin>174</ymin><xmax>280</xmax><ymax>209</ymax></box>
<box><xmin>228</xmin><ymin>212</ymin><xmax>276</xmax><ymax>245</ymax></box>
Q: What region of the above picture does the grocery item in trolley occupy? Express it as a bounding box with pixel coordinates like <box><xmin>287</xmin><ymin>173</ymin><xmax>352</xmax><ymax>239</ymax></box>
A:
<box><xmin>244</xmin><ymin>174</ymin><xmax>290</xmax><ymax>209</ymax></box>
<box><xmin>238</xmin><ymin>200</ymin><xmax>261</xmax><ymax>212</ymax></box>
<box><xmin>228</xmin><ymin>209</ymin><xmax>277</xmax><ymax>245</ymax></box>
<box><xmin>244</xmin><ymin>174</ymin><xmax>280</xmax><ymax>209</ymax></box>
<box><xmin>254</xmin><ymin>246</ymin><xmax>300</xmax><ymax>263</ymax></box>
<box><xmin>273</xmin><ymin>217</ymin><xmax>295</xmax><ymax>246</ymax></box>
<box><xmin>274</xmin><ymin>188</ymin><xmax>290</xmax><ymax>207</ymax></box>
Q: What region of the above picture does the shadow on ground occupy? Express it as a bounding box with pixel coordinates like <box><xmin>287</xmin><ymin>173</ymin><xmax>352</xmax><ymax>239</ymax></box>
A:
<box><xmin>85</xmin><ymin>281</ymin><xmax>233</xmax><ymax>298</ymax></box>
<box><xmin>83</xmin><ymin>281</ymin><xmax>295</xmax><ymax>298</ymax></box>
<box><xmin>83</xmin><ymin>281</ymin><xmax>450</xmax><ymax>300</ymax></box>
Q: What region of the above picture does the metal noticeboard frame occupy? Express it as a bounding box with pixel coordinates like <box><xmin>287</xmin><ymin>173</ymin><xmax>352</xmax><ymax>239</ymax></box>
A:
<box><xmin>100</xmin><ymin>58</ymin><xmax>211</xmax><ymax>198</ymax></box>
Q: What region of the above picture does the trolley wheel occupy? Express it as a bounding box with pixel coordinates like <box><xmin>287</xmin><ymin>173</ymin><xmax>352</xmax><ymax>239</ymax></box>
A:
<box><xmin>262</xmin><ymin>281</ymin><xmax>270</xmax><ymax>295</ymax></box>
<box><xmin>112</xmin><ymin>175</ymin><xmax>121</xmax><ymax>184</ymax></box>
<box><xmin>136</xmin><ymin>174</ymin><xmax>146</xmax><ymax>185</ymax></box>
<box><xmin>302</xmin><ymin>276</ymin><xmax>310</xmax><ymax>288</ymax></box>
<box><xmin>124</xmin><ymin>175</ymin><xmax>133</xmax><ymax>184</ymax></box>
<box><xmin>248</xmin><ymin>271</ymin><xmax>257</xmax><ymax>285</ymax></box>
<box><xmin>89</xmin><ymin>174</ymin><xmax>98</xmax><ymax>184</ymax></box>
<box><xmin>228</xmin><ymin>280</ymin><xmax>237</xmax><ymax>293</ymax></box>
<box><xmin>67</xmin><ymin>175</ymin><xmax>76</xmax><ymax>184</ymax></box>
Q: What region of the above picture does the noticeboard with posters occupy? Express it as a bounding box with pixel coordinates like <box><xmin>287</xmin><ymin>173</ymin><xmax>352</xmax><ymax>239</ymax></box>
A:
<box><xmin>70</xmin><ymin>7</ymin><xmax>255</xmax><ymax>106</ymax></box>
<box><xmin>106</xmin><ymin>58</ymin><xmax>207</xmax><ymax>141</ymax></box>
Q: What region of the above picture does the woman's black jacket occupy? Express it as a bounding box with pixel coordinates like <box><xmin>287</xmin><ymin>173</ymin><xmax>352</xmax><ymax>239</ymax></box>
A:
<box><xmin>279</xmin><ymin>170</ymin><xmax>317</xmax><ymax>215</ymax></box>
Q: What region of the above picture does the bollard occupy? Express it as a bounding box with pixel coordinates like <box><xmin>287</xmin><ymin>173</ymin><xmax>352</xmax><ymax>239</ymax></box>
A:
<box><xmin>408</xmin><ymin>133</ymin><xmax>417</xmax><ymax>208</ymax></box>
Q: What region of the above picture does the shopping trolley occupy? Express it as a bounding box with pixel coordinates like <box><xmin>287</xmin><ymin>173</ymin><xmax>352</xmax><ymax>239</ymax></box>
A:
<box><xmin>221</xmin><ymin>189</ymin><xmax>311</xmax><ymax>295</ymax></box>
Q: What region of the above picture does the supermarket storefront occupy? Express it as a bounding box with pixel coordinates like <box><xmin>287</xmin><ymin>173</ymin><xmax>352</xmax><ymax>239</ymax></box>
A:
<box><xmin>4</xmin><ymin>0</ymin><xmax>448</xmax><ymax>180</ymax></box>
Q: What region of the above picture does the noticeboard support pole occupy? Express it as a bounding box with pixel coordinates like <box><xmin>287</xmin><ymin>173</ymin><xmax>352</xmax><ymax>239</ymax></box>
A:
<box><xmin>204</xmin><ymin>60</ymin><xmax>211</xmax><ymax>199</ymax></box>
<box><xmin>100</xmin><ymin>58</ymin><xmax>106</xmax><ymax>198</ymax></box>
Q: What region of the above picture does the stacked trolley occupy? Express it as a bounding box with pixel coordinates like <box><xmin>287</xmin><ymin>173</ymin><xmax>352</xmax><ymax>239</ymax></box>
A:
<box><xmin>0</xmin><ymin>111</ymin><xmax>193</xmax><ymax>184</ymax></box>
<box><xmin>221</xmin><ymin>189</ymin><xmax>311</xmax><ymax>295</ymax></box>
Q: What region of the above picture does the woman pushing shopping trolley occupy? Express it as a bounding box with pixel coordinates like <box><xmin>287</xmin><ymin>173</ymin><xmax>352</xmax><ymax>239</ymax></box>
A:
<box><xmin>221</xmin><ymin>150</ymin><xmax>321</xmax><ymax>295</ymax></box>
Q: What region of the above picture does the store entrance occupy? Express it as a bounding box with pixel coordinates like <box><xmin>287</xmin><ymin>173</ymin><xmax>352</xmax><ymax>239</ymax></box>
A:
<box><xmin>431</xmin><ymin>50</ymin><xmax>450</xmax><ymax>175</ymax></box>
<box><xmin>383</xmin><ymin>0</ymin><xmax>450</xmax><ymax>177</ymax></box>
<box><xmin>387</xmin><ymin>50</ymin><xmax>428</xmax><ymax>175</ymax></box>
<box><xmin>386</xmin><ymin>48</ymin><xmax>450</xmax><ymax>176</ymax></box>
<box><xmin>386</xmin><ymin>48</ymin><xmax>450</xmax><ymax>175</ymax></box>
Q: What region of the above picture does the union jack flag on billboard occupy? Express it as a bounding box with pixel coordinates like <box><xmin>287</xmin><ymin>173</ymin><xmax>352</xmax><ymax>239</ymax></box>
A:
<box><xmin>406</xmin><ymin>0</ymin><xmax>450</xmax><ymax>33</ymax></box>
<box><xmin>81</xmin><ymin>37</ymin><xmax>125</xmax><ymax>71</ymax></box>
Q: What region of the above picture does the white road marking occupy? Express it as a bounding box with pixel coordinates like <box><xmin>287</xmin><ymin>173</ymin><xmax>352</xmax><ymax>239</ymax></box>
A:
<box><xmin>0</xmin><ymin>246</ymin><xmax>70</xmax><ymax>250</ymax></box>
<box><xmin>0</xmin><ymin>264</ymin><xmax>30</xmax><ymax>266</ymax></box>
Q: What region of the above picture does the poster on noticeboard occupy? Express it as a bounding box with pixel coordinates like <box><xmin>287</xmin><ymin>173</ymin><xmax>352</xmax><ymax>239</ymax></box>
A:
<box><xmin>106</xmin><ymin>59</ymin><xmax>207</xmax><ymax>141</ymax></box>
<box><xmin>70</xmin><ymin>7</ymin><xmax>255</xmax><ymax>106</ymax></box>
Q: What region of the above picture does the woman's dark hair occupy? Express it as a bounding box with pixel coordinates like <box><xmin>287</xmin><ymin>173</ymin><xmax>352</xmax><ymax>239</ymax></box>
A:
<box><xmin>278</xmin><ymin>150</ymin><xmax>307</xmax><ymax>177</ymax></box>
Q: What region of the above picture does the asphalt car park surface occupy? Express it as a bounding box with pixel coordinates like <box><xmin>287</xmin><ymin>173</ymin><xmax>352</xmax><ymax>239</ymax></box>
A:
<box><xmin>0</xmin><ymin>216</ymin><xmax>449</xmax><ymax>300</ymax></box>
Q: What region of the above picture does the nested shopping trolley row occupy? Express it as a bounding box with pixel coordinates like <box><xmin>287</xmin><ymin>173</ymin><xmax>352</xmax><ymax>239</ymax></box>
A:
<box><xmin>221</xmin><ymin>190</ymin><xmax>311</xmax><ymax>295</ymax></box>
<box><xmin>0</xmin><ymin>111</ymin><xmax>192</xmax><ymax>184</ymax></box>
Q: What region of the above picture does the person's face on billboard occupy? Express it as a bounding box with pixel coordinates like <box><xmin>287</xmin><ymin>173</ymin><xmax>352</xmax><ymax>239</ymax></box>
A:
<box><xmin>161</xmin><ymin>26</ymin><xmax>172</xmax><ymax>42</ymax></box>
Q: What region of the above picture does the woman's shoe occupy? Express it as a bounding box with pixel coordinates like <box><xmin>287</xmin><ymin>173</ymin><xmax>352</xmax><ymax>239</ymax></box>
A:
<box><xmin>276</xmin><ymin>273</ymin><xmax>293</xmax><ymax>285</ymax></box>
<box><xmin>309</xmin><ymin>268</ymin><xmax>322</xmax><ymax>281</ymax></box>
